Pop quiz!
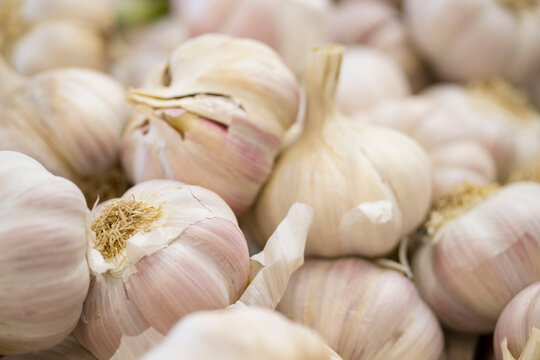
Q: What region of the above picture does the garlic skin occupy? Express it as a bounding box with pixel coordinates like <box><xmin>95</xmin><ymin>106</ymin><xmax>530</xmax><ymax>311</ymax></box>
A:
<box><xmin>74</xmin><ymin>180</ymin><xmax>312</xmax><ymax>359</ymax></box>
<box><xmin>0</xmin><ymin>62</ymin><xmax>129</xmax><ymax>204</ymax></box>
<box><xmin>413</xmin><ymin>182</ymin><xmax>540</xmax><ymax>333</ymax></box>
<box><xmin>123</xmin><ymin>34</ymin><xmax>299</xmax><ymax>215</ymax></box>
<box><xmin>494</xmin><ymin>282</ymin><xmax>540</xmax><ymax>360</ymax></box>
<box><xmin>336</xmin><ymin>47</ymin><xmax>410</xmax><ymax>116</ymax></box>
<box><xmin>500</xmin><ymin>328</ymin><xmax>540</xmax><ymax>360</ymax></box>
<box><xmin>253</xmin><ymin>45</ymin><xmax>432</xmax><ymax>258</ymax></box>
<box><xmin>142</xmin><ymin>307</ymin><xmax>341</xmax><ymax>360</ymax></box>
<box><xmin>0</xmin><ymin>151</ymin><xmax>89</xmax><ymax>355</ymax></box>
<box><xmin>405</xmin><ymin>0</ymin><xmax>540</xmax><ymax>83</ymax></box>
<box><xmin>278</xmin><ymin>258</ymin><xmax>444</xmax><ymax>359</ymax></box>
<box><xmin>3</xmin><ymin>336</ymin><xmax>96</xmax><ymax>360</ymax></box>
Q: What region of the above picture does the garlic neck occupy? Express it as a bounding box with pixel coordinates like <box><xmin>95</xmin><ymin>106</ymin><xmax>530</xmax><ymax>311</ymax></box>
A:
<box><xmin>302</xmin><ymin>44</ymin><xmax>344</xmax><ymax>137</ymax></box>
<box><xmin>425</xmin><ymin>183</ymin><xmax>499</xmax><ymax>236</ymax></box>
<box><xmin>498</xmin><ymin>0</ymin><xmax>539</xmax><ymax>10</ymax></box>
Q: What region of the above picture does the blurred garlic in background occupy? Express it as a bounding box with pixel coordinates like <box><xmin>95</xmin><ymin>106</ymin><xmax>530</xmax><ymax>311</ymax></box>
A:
<box><xmin>0</xmin><ymin>59</ymin><xmax>129</xmax><ymax>205</ymax></box>
<box><xmin>123</xmin><ymin>34</ymin><xmax>299</xmax><ymax>214</ymax></box>
<box><xmin>0</xmin><ymin>151</ymin><xmax>89</xmax><ymax>355</ymax></box>
<box><xmin>493</xmin><ymin>282</ymin><xmax>540</xmax><ymax>360</ymax></box>
<box><xmin>413</xmin><ymin>182</ymin><xmax>540</xmax><ymax>333</ymax></box>
<box><xmin>3</xmin><ymin>336</ymin><xmax>97</xmax><ymax>360</ymax></box>
<box><xmin>443</xmin><ymin>331</ymin><xmax>479</xmax><ymax>360</ymax></box>
<box><xmin>405</xmin><ymin>0</ymin><xmax>540</xmax><ymax>84</ymax></box>
<box><xmin>278</xmin><ymin>258</ymin><xmax>444</xmax><ymax>359</ymax></box>
<box><xmin>336</xmin><ymin>46</ymin><xmax>410</xmax><ymax>115</ymax></box>
<box><xmin>252</xmin><ymin>45</ymin><xmax>432</xmax><ymax>258</ymax></box>
<box><xmin>142</xmin><ymin>307</ymin><xmax>341</xmax><ymax>360</ymax></box>
<box><xmin>0</xmin><ymin>0</ymin><xmax>112</xmax><ymax>75</ymax></box>
<box><xmin>74</xmin><ymin>179</ymin><xmax>311</xmax><ymax>359</ymax></box>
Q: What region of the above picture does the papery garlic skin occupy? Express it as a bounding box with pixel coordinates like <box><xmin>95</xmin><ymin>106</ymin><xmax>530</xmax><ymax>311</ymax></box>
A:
<box><xmin>336</xmin><ymin>47</ymin><xmax>410</xmax><ymax>115</ymax></box>
<box><xmin>0</xmin><ymin>151</ymin><xmax>89</xmax><ymax>354</ymax></box>
<box><xmin>253</xmin><ymin>45</ymin><xmax>432</xmax><ymax>257</ymax></box>
<box><xmin>142</xmin><ymin>307</ymin><xmax>341</xmax><ymax>360</ymax></box>
<box><xmin>123</xmin><ymin>34</ymin><xmax>299</xmax><ymax>214</ymax></box>
<box><xmin>494</xmin><ymin>282</ymin><xmax>540</xmax><ymax>360</ymax></box>
<box><xmin>413</xmin><ymin>182</ymin><xmax>540</xmax><ymax>333</ymax></box>
<box><xmin>405</xmin><ymin>0</ymin><xmax>540</xmax><ymax>83</ymax></box>
<box><xmin>278</xmin><ymin>258</ymin><xmax>444</xmax><ymax>359</ymax></box>
<box><xmin>3</xmin><ymin>336</ymin><xmax>96</xmax><ymax>360</ymax></box>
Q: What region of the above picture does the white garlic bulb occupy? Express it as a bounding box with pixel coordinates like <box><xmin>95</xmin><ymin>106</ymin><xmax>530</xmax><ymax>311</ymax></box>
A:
<box><xmin>141</xmin><ymin>307</ymin><xmax>341</xmax><ymax>360</ymax></box>
<box><xmin>0</xmin><ymin>60</ymin><xmax>129</xmax><ymax>205</ymax></box>
<box><xmin>123</xmin><ymin>34</ymin><xmax>299</xmax><ymax>215</ymax></box>
<box><xmin>0</xmin><ymin>151</ymin><xmax>89</xmax><ymax>354</ymax></box>
<box><xmin>277</xmin><ymin>258</ymin><xmax>444</xmax><ymax>359</ymax></box>
<box><xmin>252</xmin><ymin>45</ymin><xmax>432</xmax><ymax>258</ymax></box>
<box><xmin>74</xmin><ymin>179</ymin><xmax>312</xmax><ymax>359</ymax></box>
<box><xmin>3</xmin><ymin>336</ymin><xmax>96</xmax><ymax>360</ymax></box>
<box><xmin>413</xmin><ymin>182</ymin><xmax>540</xmax><ymax>333</ymax></box>
<box><xmin>336</xmin><ymin>46</ymin><xmax>410</xmax><ymax>116</ymax></box>
<box><xmin>405</xmin><ymin>0</ymin><xmax>540</xmax><ymax>83</ymax></box>
<box><xmin>494</xmin><ymin>282</ymin><xmax>540</xmax><ymax>360</ymax></box>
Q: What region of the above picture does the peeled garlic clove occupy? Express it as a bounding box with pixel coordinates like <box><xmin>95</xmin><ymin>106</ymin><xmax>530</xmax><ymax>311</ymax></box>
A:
<box><xmin>405</xmin><ymin>0</ymin><xmax>540</xmax><ymax>83</ymax></box>
<box><xmin>0</xmin><ymin>151</ymin><xmax>89</xmax><ymax>355</ymax></box>
<box><xmin>494</xmin><ymin>282</ymin><xmax>540</xmax><ymax>360</ymax></box>
<box><xmin>3</xmin><ymin>336</ymin><xmax>96</xmax><ymax>360</ymax></box>
<box><xmin>336</xmin><ymin>46</ymin><xmax>410</xmax><ymax>116</ymax></box>
<box><xmin>413</xmin><ymin>182</ymin><xmax>540</xmax><ymax>333</ymax></box>
<box><xmin>123</xmin><ymin>34</ymin><xmax>299</xmax><ymax>215</ymax></box>
<box><xmin>0</xmin><ymin>64</ymin><xmax>129</xmax><ymax>205</ymax></box>
<box><xmin>253</xmin><ymin>45</ymin><xmax>432</xmax><ymax>258</ymax></box>
<box><xmin>74</xmin><ymin>180</ymin><xmax>311</xmax><ymax>359</ymax></box>
<box><xmin>277</xmin><ymin>258</ymin><xmax>444</xmax><ymax>359</ymax></box>
<box><xmin>141</xmin><ymin>307</ymin><xmax>341</xmax><ymax>360</ymax></box>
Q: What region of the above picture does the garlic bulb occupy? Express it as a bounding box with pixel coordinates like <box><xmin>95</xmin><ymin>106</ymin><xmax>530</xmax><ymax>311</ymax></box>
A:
<box><xmin>0</xmin><ymin>151</ymin><xmax>89</xmax><ymax>354</ymax></box>
<box><xmin>331</xmin><ymin>0</ymin><xmax>427</xmax><ymax>90</ymax></box>
<box><xmin>3</xmin><ymin>336</ymin><xmax>96</xmax><ymax>360</ymax></box>
<box><xmin>252</xmin><ymin>45</ymin><xmax>432</xmax><ymax>258</ymax></box>
<box><xmin>413</xmin><ymin>182</ymin><xmax>540</xmax><ymax>333</ymax></box>
<box><xmin>336</xmin><ymin>47</ymin><xmax>410</xmax><ymax>116</ymax></box>
<box><xmin>494</xmin><ymin>282</ymin><xmax>540</xmax><ymax>360</ymax></box>
<box><xmin>405</xmin><ymin>0</ymin><xmax>540</xmax><ymax>83</ymax></box>
<box><xmin>123</xmin><ymin>34</ymin><xmax>299</xmax><ymax>215</ymax></box>
<box><xmin>500</xmin><ymin>328</ymin><xmax>540</xmax><ymax>360</ymax></box>
<box><xmin>74</xmin><ymin>179</ymin><xmax>312</xmax><ymax>359</ymax></box>
<box><xmin>0</xmin><ymin>60</ymin><xmax>129</xmax><ymax>205</ymax></box>
<box><xmin>443</xmin><ymin>332</ymin><xmax>479</xmax><ymax>360</ymax></box>
<box><xmin>277</xmin><ymin>258</ymin><xmax>444</xmax><ymax>359</ymax></box>
<box><xmin>363</xmin><ymin>97</ymin><xmax>498</xmax><ymax>198</ymax></box>
<box><xmin>142</xmin><ymin>307</ymin><xmax>341</xmax><ymax>360</ymax></box>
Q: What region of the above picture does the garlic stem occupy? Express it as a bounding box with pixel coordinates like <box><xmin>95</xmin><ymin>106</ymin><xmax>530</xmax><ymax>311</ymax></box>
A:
<box><xmin>501</xmin><ymin>328</ymin><xmax>540</xmax><ymax>360</ymax></box>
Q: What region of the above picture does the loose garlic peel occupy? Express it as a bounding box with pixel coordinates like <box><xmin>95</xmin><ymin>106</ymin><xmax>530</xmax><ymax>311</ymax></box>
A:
<box><xmin>501</xmin><ymin>328</ymin><xmax>540</xmax><ymax>360</ymax></box>
<box><xmin>252</xmin><ymin>44</ymin><xmax>432</xmax><ymax>258</ymax></box>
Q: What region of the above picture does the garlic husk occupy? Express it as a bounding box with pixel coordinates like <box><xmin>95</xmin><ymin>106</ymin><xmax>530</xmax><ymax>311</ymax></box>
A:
<box><xmin>123</xmin><ymin>34</ymin><xmax>299</xmax><ymax>215</ymax></box>
<box><xmin>362</xmin><ymin>97</ymin><xmax>498</xmax><ymax>198</ymax></box>
<box><xmin>494</xmin><ymin>282</ymin><xmax>540</xmax><ymax>360</ymax></box>
<box><xmin>336</xmin><ymin>46</ymin><xmax>410</xmax><ymax>116</ymax></box>
<box><xmin>413</xmin><ymin>182</ymin><xmax>540</xmax><ymax>333</ymax></box>
<box><xmin>0</xmin><ymin>64</ymin><xmax>129</xmax><ymax>205</ymax></box>
<box><xmin>252</xmin><ymin>45</ymin><xmax>432</xmax><ymax>258</ymax></box>
<box><xmin>443</xmin><ymin>331</ymin><xmax>479</xmax><ymax>360</ymax></box>
<box><xmin>0</xmin><ymin>151</ymin><xmax>89</xmax><ymax>354</ymax></box>
<box><xmin>500</xmin><ymin>328</ymin><xmax>540</xmax><ymax>360</ymax></box>
<box><xmin>3</xmin><ymin>336</ymin><xmax>96</xmax><ymax>360</ymax></box>
<box><xmin>141</xmin><ymin>307</ymin><xmax>341</xmax><ymax>360</ymax></box>
<box><xmin>277</xmin><ymin>258</ymin><xmax>444</xmax><ymax>359</ymax></box>
<box><xmin>331</xmin><ymin>0</ymin><xmax>427</xmax><ymax>90</ymax></box>
<box><xmin>74</xmin><ymin>179</ymin><xmax>312</xmax><ymax>359</ymax></box>
<box><xmin>405</xmin><ymin>0</ymin><xmax>540</xmax><ymax>83</ymax></box>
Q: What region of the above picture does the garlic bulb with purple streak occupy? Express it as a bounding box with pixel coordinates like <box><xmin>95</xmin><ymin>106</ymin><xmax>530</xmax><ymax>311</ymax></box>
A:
<box><xmin>0</xmin><ymin>151</ymin><xmax>89</xmax><ymax>354</ymax></box>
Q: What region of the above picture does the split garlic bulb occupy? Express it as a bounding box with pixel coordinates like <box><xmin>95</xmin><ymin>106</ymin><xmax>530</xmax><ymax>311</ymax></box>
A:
<box><xmin>0</xmin><ymin>151</ymin><xmax>89</xmax><ymax>354</ymax></box>
<box><xmin>363</xmin><ymin>97</ymin><xmax>498</xmax><ymax>198</ymax></box>
<box><xmin>3</xmin><ymin>336</ymin><xmax>96</xmax><ymax>360</ymax></box>
<box><xmin>0</xmin><ymin>60</ymin><xmax>129</xmax><ymax>205</ymax></box>
<box><xmin>142</xmin><ymin>307</ymin><xmax>341</xmax><ymax>360</ymax></box>
<box><xmin>277</xmin><ymin>258</ymin><xmax>444</xmax><ymax>359</ymax></box>
<box><xmin>252</xmin><ymin>45</ymin><xmax>432</xmax><ymax>258</ymax></box>
<box><xmin>336</xmin><ymin>46</ymin><xmax>410</xmax><ymax>116</ymax></box>
<box><xmin>405</xmin><ymin>0</ymin><xmax>540</xmax><ymax>83</ymax></box>
<box><xmin>123</xmin><ymin>34</ymin><xmax>299</xmax><ymax>215</ymax></box>
<box><xmin>494</xmin><ymin>282</ymin><xmax>540</xmax><ymax>360</ymax></box>
<box><xmin>74</xmin><ymin>179</ymin><xmax>312</xmax><ymax>359</ymax></box>
<box><xmin>413</xmin><ymin>182</ymin><xmax>540</xmax><ymax>333</ymax></box>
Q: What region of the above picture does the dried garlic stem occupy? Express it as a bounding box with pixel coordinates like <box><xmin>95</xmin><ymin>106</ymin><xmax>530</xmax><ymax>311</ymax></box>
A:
<box><xmin>501</xmin><ymin>328</ymin><xmax>540</xmax><ymax>360</ymax></box>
